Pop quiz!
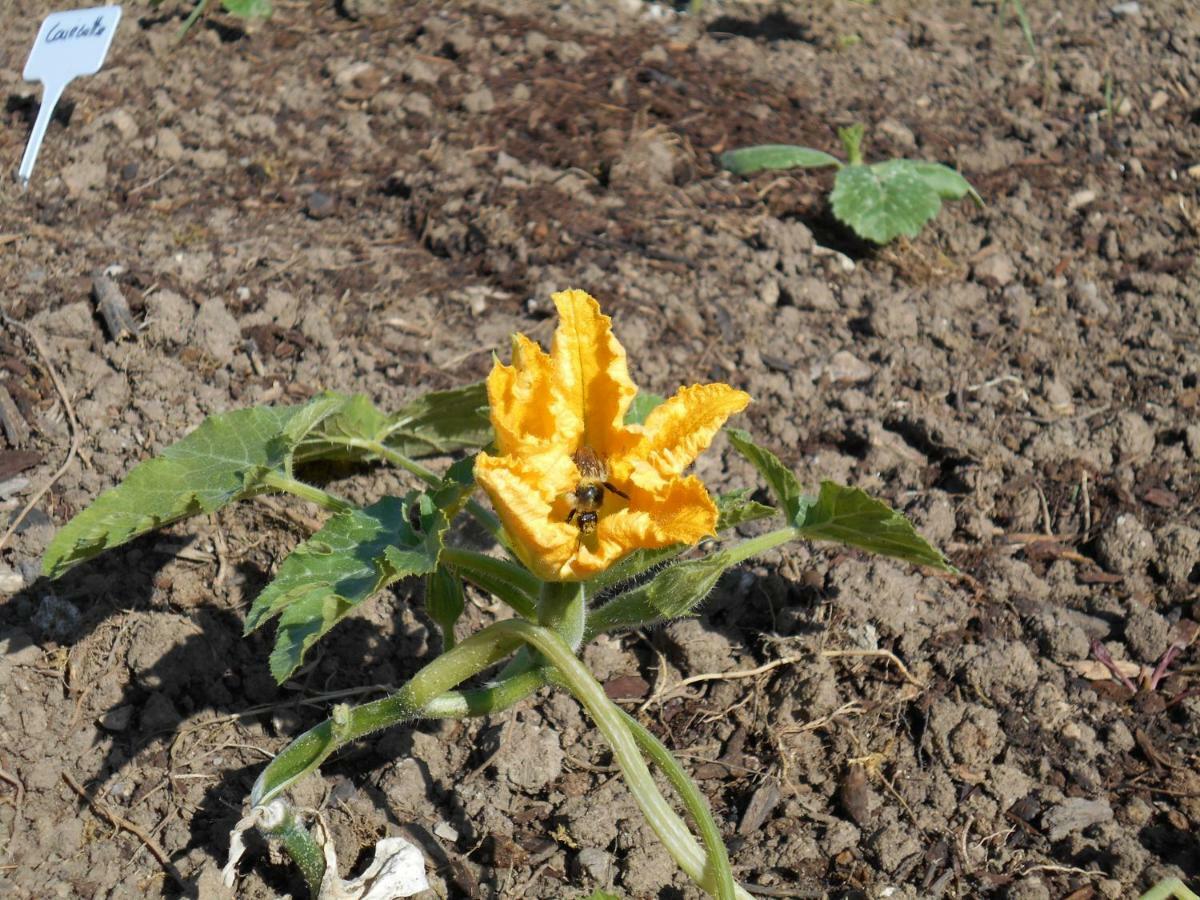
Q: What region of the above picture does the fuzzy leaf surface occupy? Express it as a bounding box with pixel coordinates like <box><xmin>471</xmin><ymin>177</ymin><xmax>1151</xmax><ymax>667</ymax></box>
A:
<box><xmin>720</xmin><ymin>144</ymin><xmax>841</xmax><ymax>175</ymax></box>
<box><xmin>247</xmin><ymin>494</ymin><xmax>447</xmax><ymax>682</ymax></box>
<box><xmin>43</xmin><ymin>405</ymin><xmax>304</xmax><ymax>579</ymax></box>
<box><xmin>831</xmin><ymin>159</ymin><xmax>976</xmax><ymax>244</ymax></box>
<box><xmin>797</xmin><ymin>481</ymin><xmax>953</xmax><ymax>571</ymax></box>
<box><xmin>726</xmin><ymin>429</ymin><xmax>808</xmax><ymax>525</ymax></box>
<box><xmin>383</xmin><ymin>382</ymin><xmax>491</xmax><ymax>457</ymax></box>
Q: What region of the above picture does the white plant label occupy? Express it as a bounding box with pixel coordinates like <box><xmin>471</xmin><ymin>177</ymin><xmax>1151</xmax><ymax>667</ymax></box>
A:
<box><xmin>18</xmin><ymin>5</ymin><xmax>122</xmax><ymax>184</ymax></box>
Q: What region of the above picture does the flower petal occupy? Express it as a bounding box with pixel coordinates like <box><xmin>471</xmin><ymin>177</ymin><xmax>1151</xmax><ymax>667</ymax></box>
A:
<box><xmin>550</xmin><ymin>289</ymin><xmax>637</xmax><ymax>456</ymax></box>
<box><xmin>633</xmin><ymin>383</ymin><xmax>750</xmax><ymax>479</ymax></box>
<box><xmin>475</xmin><ymin>450</ymin><xmax>579</xmax><ymax>581</ymax></box>
<box><xmin>488</xmin><ymin>333</ymin><xmax>580</xmax><ymax>456</ymax></box>
<box><xmin>556</xmin><ymin>475</ymin><xmax>716</xmax><ymax>581</ymax></box>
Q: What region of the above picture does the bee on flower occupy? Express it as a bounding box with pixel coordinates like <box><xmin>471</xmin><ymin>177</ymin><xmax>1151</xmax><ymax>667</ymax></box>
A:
<box><xmin>474</xmin><ymin>289</ymin><xmax>750</xmax><ymax>582</ymax></box>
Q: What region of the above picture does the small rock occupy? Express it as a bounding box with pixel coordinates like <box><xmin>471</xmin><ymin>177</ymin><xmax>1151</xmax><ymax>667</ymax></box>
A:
<box><xmin>876</xmin><ymin>118</ymin><xmax>916</xmax><ymax>150</ymax></box>
<box><xmin>305</xmin><ymin>190</ymin><xmax>336</xmax><ymax>220</ymax></box>
<box><xmin>462</xmin><ymin>87</ymin><xmax>495</xmax><ymax>114</ymax></box>
<box><xmin>1095</xmin><ymin>514</ymin><xmax>1155</xmax><ymax>573</ymax></box>
<box><xmin>99</xmin><ymin>705</ymin><xmax>134</xmax><ymax>732</ymax></box>
<box><xmin>1110</xmin><ymin>2</ymin><xmax>1140</xmax><ymax>17</ymax></box>
<box><xmin>1067</xmin><ymin>189</ymin><xmax>1097</xmax><ymax>211</ymax></box>
<box><xmin>972</xmin><ymin>252</ymin><xmax>1016</xmax><ymax>288</ymax></box>
<box><xmin>191</xmin><ymin>299</ymin><xmax>241</xmax><ymax>364</ymax></box>
<box><xmin>32</xmin><ymin>593</ymin><xmax>80</xmax><ymax>641</ymax></box>
<box><xmin>433</xmin><ymin>821</ymin><xmax>459</xmax><ymax>842</ymax></box>
<box><xmin>140</xmin><ymin>692</ymin><xmax>181</xmax><ymax>733</ymax></box>
<box><xmin>0</xmin><ymin>564</ymin><xmax>25</xmax><ymax>594</ymax></box>
<box><xmin>825</xmin><ymin>350</ymin><xmax>873</xmax><ymax>384</ymax></box>
<box><xmin>1043</xmin><ymin>797</ymin><xmax>1113</xmax><ymax>841</ymax></box>
<box><xmin>155</xmin><ymin>128</ymin><xmax>184</xmax><ymax>162</ymax></box>
<box><xmin>61</xmin><ymin>160</ymin><xmax>107</xmax><ymax>197</ymax></box>
<box><xmin>866</xmin><ymin>298</ymin><xmax>918</xmax><ymax>339</ymax></box>
<box><xmin>1124</xmin><ymin>605</ymin><xmax>1171</xmax><ymax>663</ymax></box>
<box><xmin>145</xmin><ymin>288</ymin><xmax>194</xmax><ymax>345</ymax></box>
<box><xmin>1069</xmin><ymin>280</ymin><xmax>1109</xmax><ymax>318</ymax></box>
<box><xmin>576</xmin><ymin>847</ymin><xmax>614</xmax><ymax>882</ymax></box>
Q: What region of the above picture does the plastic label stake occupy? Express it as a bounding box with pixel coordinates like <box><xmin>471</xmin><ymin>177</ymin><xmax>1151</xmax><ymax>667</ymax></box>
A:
<box><xmin>18</xmin><ymin>5</ymin><xmax>122</xmax><ymax>185</ymax></box>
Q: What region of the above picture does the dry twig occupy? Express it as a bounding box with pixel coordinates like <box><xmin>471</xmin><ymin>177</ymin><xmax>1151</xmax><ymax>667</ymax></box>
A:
<box><xmin>62</xmin><ymin>772</ymin><xmax>187</xmax><ymax>890</ymax></box>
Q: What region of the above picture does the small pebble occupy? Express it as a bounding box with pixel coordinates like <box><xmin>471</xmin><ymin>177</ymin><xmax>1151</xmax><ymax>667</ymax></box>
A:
<box><xmin>972</xmin><ymin>252</ymin><xmax>1016</xmax><ymax>288</ymax></box>
<box><xmin>306</xmin><ymin>191</ymin><xmax>336</xmax><ymax>220</ymax></box>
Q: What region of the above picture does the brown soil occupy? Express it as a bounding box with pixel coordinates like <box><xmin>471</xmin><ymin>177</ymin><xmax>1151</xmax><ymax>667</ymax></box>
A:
<box><xmin>1</xmin><ymin>1</ymin><xmax>1199</xmax><ymax>898</ymax></box>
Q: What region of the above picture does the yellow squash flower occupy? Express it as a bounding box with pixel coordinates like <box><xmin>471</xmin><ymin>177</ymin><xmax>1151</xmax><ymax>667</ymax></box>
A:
<box><xmin>474</xmin><ymin>289</ymin><xmax>750</xmax><ymax>581</ymax></box>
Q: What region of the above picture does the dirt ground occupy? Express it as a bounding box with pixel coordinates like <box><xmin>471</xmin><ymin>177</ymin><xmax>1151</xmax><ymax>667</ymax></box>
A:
<box><xmin>1</xmin><ymin>0</ymin><xmax>1198</xmax><ymax>897</ymax></box>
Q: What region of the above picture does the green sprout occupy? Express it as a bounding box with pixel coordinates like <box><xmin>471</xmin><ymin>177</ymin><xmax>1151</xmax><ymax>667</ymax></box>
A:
<box><xmin>151</xmin><ymin>0</ymin><xmax>272</xmax><ymax>41</ymax></box>
<box><xmin>720</xmin><ymin>123</ymin><xmax>982</xmax><ymax>245</ymax></box>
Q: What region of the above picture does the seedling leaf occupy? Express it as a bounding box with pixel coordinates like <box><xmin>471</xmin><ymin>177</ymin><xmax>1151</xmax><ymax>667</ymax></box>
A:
<box><xmin>726</xmin><ymin>429</ymin><xmax>809</xmax><ymax>525</ymax></box>
<box><xmin>247</xmin><ymin>494</ymin><xmax>447</xmax><ymax>682</ymax></box>
<box><xmin>831</xmin><ymin>159</ymin><xmax>978</xmax><ymax>244</ymax></box>
<box><xmin>221</xmin><ymin>0</ymin><xmax>271</xmax><ymax>19</ymax></box>
<box><xmin>43</xmin><ymin>404</ymin><xmax>305</xmax><ymax>579</ymax></box>
<box><xmin>719</xmin><ymin>144</ymin><xmax>841</xmax><ymax>175</ymax></box>
<box><xmin>796</xmin><ymin>481</ymin><xmax>953</xmax><ymax>571</ymax></box>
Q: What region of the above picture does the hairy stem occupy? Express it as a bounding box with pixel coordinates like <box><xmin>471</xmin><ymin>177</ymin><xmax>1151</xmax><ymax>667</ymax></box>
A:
<box><xmin>261</xmin><ymin>470</ymin><xmax>352</xmax><ymax>514</ymax></box>
<box><xmin>513</xmin><ymin>622</ymin><xmax>747</xmax><ymax>900</ymax></box>
<box><xmin>250</xmin><ymin>633</ymin><xmax>542</xmax><ymax>806</ymax></box>
<box><xmin>617</xmin><ymin>709</ymin><xmax>736</xmax><ymax>900</ymax></box>
<box><xmin>537</xmin><ymin>580</ymin><xmax>587</xmax><ymax>650</ymax></box>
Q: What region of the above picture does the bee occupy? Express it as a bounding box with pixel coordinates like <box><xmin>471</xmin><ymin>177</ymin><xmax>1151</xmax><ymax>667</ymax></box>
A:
<box><xmin>566</xmin><ymin>445</ymin><xmax>629</xmax><ymax>536</ymax></box>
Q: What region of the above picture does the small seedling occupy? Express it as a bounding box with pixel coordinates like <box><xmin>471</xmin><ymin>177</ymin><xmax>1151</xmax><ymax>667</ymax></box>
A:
<box><xmin>43</xmin><ymin>291</ymin><xmax>952</xmax><ymax>898</ymax></box>
<box><xmin>152</xmin><ymin>0</ymin><xmax>271</xmax><ymax>41</ymax></box>
<box><xmin>720</xmin><ymin>123</ymin><xmax>982</xmax><ymax>245</ymax></box>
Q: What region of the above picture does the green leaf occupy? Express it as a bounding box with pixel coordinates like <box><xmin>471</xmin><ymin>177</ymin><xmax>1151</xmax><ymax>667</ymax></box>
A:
<box><xmin>43</xmin><ymin>404</ymin><xmax>308</xmax><ymax>579</ymax></box>
<box><xmin>578</xmin><ymin>892</ymin><xmax>623</xmax><ymax>900</ymax></box>
<box><xmin>384</xmin><ymin>381</ymin><xmax>492</xmax><ymax>457</ymax></box>
<box><xmin>796</xmin><ymin>481</ymin><xmax>953</xmax><ymax>571</ymax></box>
<box><xmin>585</xmin><ymin>546</ymin><xmax>740</xmax><ymax>638</ymax></box>
<box><xmin>902</xmin><ymin>160</ymin><xmax>981</xmax><ymax>204</ymax></box>
<box><xmin>830</xmin><ymin>158</ymin><xmax>976</xmax><ymax>244</ymax></box>
<box><xmin>246</xmin><ymin>494</ymin><xmax>446</xmax><ymax>682</ymax></box>
<box><xmin>426</xmin><ymin>567</ymin><xmax>465</xmax><ymax>651</ymax></box>
<box><xmin>716</xmin><ymin>488</ymin><xmax>776</xmax><ymax>531</ymax></box>
<box><xmin>719</xmin><ymin>144</ymin><xmax>841</xmax><ymax>176</ymax></box>
<box><xmin>726</xmin><ymin>429</ymin><xmax>809</xmax><ymax>526</ymax></box>
<box><xmin>221</xmin><ymin>0</ymin><xmax>271</xmax><ymax>19</ymax></box>
<box><xmin>624</xmin><ymin>391</ymin><xmax>665</xmax><ymax>426</ymax></box>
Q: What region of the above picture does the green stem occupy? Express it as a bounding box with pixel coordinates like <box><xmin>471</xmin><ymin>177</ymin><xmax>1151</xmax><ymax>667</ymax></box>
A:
<box><xmin>441</xmin><ymin>546</ymin><xmax>539</xmax><ymax>620</ymax></box>
<box><xmin>270</xmin><ymin>803</ymin><xmax>325</xmax><ymax>892</ymax></box>
<box><xmin>261</xmin><ymin>470</ymin><xmax>352</xmax><ymax>514</ymax></box>
<box><xmin>360</xmin><ymin>440</ymin><xmax>502</xmax><ymax>539</ymax></box>
<box><xmin>719</xmin><ymin>526</ymin><xmax>800</xmax><ymax>566</ymax></box>
<box><xmin>177</xmin><ymin>0</ymin><xmax>209</xmax><ymax>40</ymax></box>
<box><xmin>509</xmin><ymin>622</ymin><xmax>748</xmax><ymax>900</ymax></box>
<box><xmin>617</xmin><ymin>709</ymin><xmax>736</xmax><ymax>900</ymax></box>
<box><xmin>251</xmin><ymin>627</ymin><xmax>540</xmax><ymax>806</ymax></box>
<box><xmin>537</xmin><ymin>580</ymin><xmax>586</xmax><ymax>650</ymax></box>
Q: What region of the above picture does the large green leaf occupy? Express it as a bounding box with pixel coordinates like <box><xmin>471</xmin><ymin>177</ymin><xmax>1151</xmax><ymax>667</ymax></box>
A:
<box><xmin>797</xmin><ymin>481</ymin><xmax>953</xmax><ymax>571</ymax></box>
<box><xmin>43</xmin><ymin>404</ymin><xmax>305</xmax><ymax>579</ymax></box>
<box><xmin>719</xmin><ymin>144</ymin><xmax>842</xmax><ymax>175</ymax></box>
<box><xmin>44</xmin><ymin>385</ymin><xmax>492</xmax><ymax>580</ymax></box>
<box><xmin>383</xmin><ymin>382</ymin><xmax>491</xmax><ymax>457</ymax></box>
<box><xmin>726</xmin><ymin>429</ymin><xmax>808</xmax><ymax>525</ymax></box>
<box><xmin>830</xmin><ymin>159</ymin><xmax>977</xmax><ymax>244</ymax></box>
<box><xmin>246</xmin><ymin>493</ymin><xmax>447</xmax><ymax>682</ymax></box>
